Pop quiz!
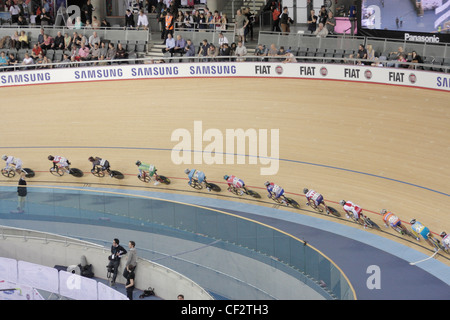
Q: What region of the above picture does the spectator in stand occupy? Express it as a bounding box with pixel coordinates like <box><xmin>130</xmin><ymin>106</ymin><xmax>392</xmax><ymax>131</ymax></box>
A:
<box><xmin>271</xmin><ymin>1</ymin><xmax>281</xmax><ymax>32</ymax></box>
<box><xmin>92</xmin><ymin>16</ymin><xmax>101</xmax><ymax>29</ymax></box>
<box><xmin>10</xmin><ymin>31</ymin><xmax>20</xmax><ymax>50</ymax></box>
<box><xmin>213</xmin><ymin>10</ymin><xmax>222</xmax><ymax>30</ymax></box>
<box><xmin>161</xmin><ymin>33</ymin><xmax>175</xmax><ymax>57</ymax></box>
<box><xmin>35</xmin><ymin>52</ymin><xmax>45</xmax><ymax>66</ymax></box>
<box><xmin>58</xmin><ymin>53</ymin><xmax>71</xmax><ymax>68</ymax></box>
<box><xmin>408</xmin><ymin>50</ymin><xmax>423</xmax><ymax>69</ymax></box>
<box><xmin>198</xmin><ymin>12</ymin><xmax>207</xmax><ymax>31</ymax></box>
<box><xmin>21</xmin><ymin>53</ymin><xmax>34</xmax><ymax>69</ymax></box>
<box><xmin>349</xmin><ymin>44</ymin><xmax>367</xmax><ymax>65</ymax></box>
<box><xmin>124</xmin><ymin>9</ymin><xmax>135</xmax><ymax>29</ymax></box>
<box><xmin>63</xmin><ymin>33</ymin><xmax>72</xmax><ymax>51</ymax></box>
<box><xmin>7</xmin><ymin>52</ymin><xmax>19</xmax><ymax>70</ymax></box>
<box><xmin>106</xmin><ymin>42</ymin><xmax>117</xmax><ymax>62</ymax></box>
<box><xmin>82</xmin><ymin>0</ymin><xmax>95</xmax><ymax>24</ymax></box>
<box><xmin>218</xmin><ymin>32</ymin><xmax>228</xmax><ymax>48</ymax></box>
<box><xmin>137</xmin><ymin>9</ymin><xmax>149</xmax><ymax>30</ymax></box>
<box><xmin>279</xmin><ymin>7</ymin><xmax>294</xmax><ymax>35</ymax></box>
<box><xmin>313</xmin><ymin>22</ymin><xmax>328</xmax><ymax>38</ymax></box>
<box><xmin>31</xmin><ymin>43</ymin><xmax>43</xmax><ymax>59</ymax></box>
<box><xmin>207</xmin><ymin>43</ymin><xmax>218</xmax><ymax>61</ymax></box>
<box><xmin>235</xmin><ymin>40</ymin><xmax>247</xmax><ymax>62</ymax></box>
<box><xmin>39</xmin><ymin>7</ymin><xmax>52</xmax><ymax>25</ymax></box>
<box><xmin>267</xmin><ymin>43</ymin><xmax>278</xmax><ymax>62</ymax></box>
<box><xmin>99</xmin><ymin>42</ymin><xmax>108</xmax><ymax>59</ymax></box>
<box><xmin>0</xmin><ymin>51</ymin><xmax>8</xmax><ymax>67</ymax></box>
<box><xmin>220</xmin><ymin>13</ymin><xmax>228</xmax><ymax>31</ymax></box>
<box><xmin>90</xmin><ymin>42</ymin><xmax>101</xmax><ymax>62</ymax></box>
<box><xmin>101</xmin><ymin>18</ymin><xmax>111</xmax><ymax>28</ymax></box>
<box><xmin>10</xmin><ymin>2</ymin><xmax>20</xmax><ymax>24</ymax></box>
<box><xmin>53</xmin><ymin>31</ymin><xmax>64</xmax><ymax>50</ymax></box>
<box><xmin>115</xmin><ymin>43</ymin><xmax>128</xmax><ymax>63</ymax></box>
<box><xmin>173</xmin><ymin>34</ymin><xmax>186</xmax><ymax>56</ymax></box>
<box><xmin>365</xmin><ymin>44</ymin><xmax>376</xmax><ymax>64</ymax></box>
<box><xmin>184</xmin><ymin>39</ymin><xmax>195</xmax><ymax>61</ymax></box>
<box><xmin>37</xmin><ymin>28</ymin><xmax>45</xmax><ymax>48</ymax></box>
<box><xmin>183</xmin><ymin>11</ymin><xmax>194</xmax><ymax>29</ymax></box>
<box><xmin>283</xmin><ymin>51</ymin><xmax>297</xmax><ymax>63</ymax></box>
<box><xmin>234</xmin><ymin>9</ymin><xmax>248</xmax><ymax>44</ymax></box>
<box><xmin>255</xmin><ymin>44</ymin><xmax>268</xmax><ymax>61</ymax></box>
<box><xmin>41</xmin><ymin>34</ymin><xmax>54</xmax><ymax>51</ymax></box>
<box><xmin>198</xmin><ymin>39</ymin><xmax>210</xmax><ymax>62</ymax></box>
<box><xmin>18</xmin><ymin>30</ymin><xmax>29</xmax><ymax>49</ymax></box>
<box><xmin>307</xmin><ymin>9</ymin><xmax>317</xmax><ymax>34</ymax></box>
<box><xmin>318</xmin><ymin>5</ymin><xmax>328</xmax><ymax>25</ymax></box>
<box><xmin>17</xmin><ymin>15</ymin><xmax>27</xmax><ymax>26</ymax></box>
<box><xmin>218</xmin><ymin>42</ymin><xmax>231</xmax><ymax>61</ymax></box>
<box><xmin>85</xmin><ymin>20</ymin><xmax>93</xmax><ymax>29</ymax></box>
<box><xmin>72</xmin><ymin>32</ymin><xmax>82</xmax><ymax>48</ymax></box>
<box><xmin>325</xmin><ymin>11</ymin><xmax>335</xmax><ymax>35</ymax></box>
<box><xmin>78</xmin><ymin>42</ymin><xmax>91</xmax><ymax>61</ymax></box>
<box><xmin>88</xmin><ymin>31</ymin><xmax>101</xmax><ymax>49</ymax></box>
<box><xmin>74</xmin><ymin>16</ymin><xmax>83</xmax><ymax>29</ymax></box>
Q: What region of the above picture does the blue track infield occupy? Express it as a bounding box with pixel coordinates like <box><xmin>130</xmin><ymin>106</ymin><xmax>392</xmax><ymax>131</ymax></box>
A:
<box><xmin>84</xmin><ymin>187</ymin><xmax>450</xmax><ymax>300</ymax></box>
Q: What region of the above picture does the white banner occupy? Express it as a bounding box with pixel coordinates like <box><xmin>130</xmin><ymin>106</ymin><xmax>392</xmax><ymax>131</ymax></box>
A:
<box><xmin>0</xmin><ymin>257</ymin><xmax>18</xmax><ymax>283</ymax></box>
<box><xmin>0</xmin><ymin>280</ymin><xmax>44</xmax><ymax>300</ymax></box>
<box><xmin>59</xmin><ymin>270</ymin><xmax>98</xmax><ymax>300</ymax></box>
<box><xmin>18</xmin><ymin>260</ymin><xmax>59</xmax><ymax>294</ymax></box>
<box><xmin>97</xmin><ymin>281</ymin><xmax>129</xmax><ymax>300</ymax></box>
<box><xmin>0</xmin><ymin>62</ymin><xmax>448</xmax><ymax>91</ymax></box>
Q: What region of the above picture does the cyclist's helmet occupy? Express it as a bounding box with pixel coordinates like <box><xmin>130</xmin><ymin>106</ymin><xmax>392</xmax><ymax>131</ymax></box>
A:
<box><xmin>184</xmin><ymin>169</ymin><xmax>190</xmax><ymax>174</ymax></box>
<box><xmin>135</xmin><ymin>160</ymin><xmax>141</xmax><ymax>166</ymax></box>
<box><xmin>88</xmin><ymin>156</ymin><xmax>95</xmax><ymax>162</ymax></box>
<box><xmin>410</xmin><ymin>219</ymin><xmax>416</xmax><ymax>225</ymax></box>
<box><xmin>303</xmin><ymin>188</ymin><xmax>308</xmax><ymax>194</ymax></box>
<box><xmin>264</xmin><ymin>181</ymin><xmax>270</xmax><ymax>187</ymax></box>
<box><xmin>380</xmin><ymin>209</ymin><xmax>387</xmax><ymax>214</ymax></box>
<box><xmin>1</xmin><ymin>155</ymin><xmax>7</xmax><ymax>161</ymax></box>
<box><xmin>48</xmin><ymin>155</ymin><xmax>54</xmax><ymax>161</ymax></box>
<box><xmin>223</xmin><ymin>175</ymin><xmax>229</xmax><ymax>180</ymax></box>
<box><xmin>339</xmin><ymin>200</ymin><xmax>346</xmax><ymax>206</ymax></box>
<box><xmin>440</xmin><ymin>232</ymin><xmax>447</xmax><ymax>238</ymax></box>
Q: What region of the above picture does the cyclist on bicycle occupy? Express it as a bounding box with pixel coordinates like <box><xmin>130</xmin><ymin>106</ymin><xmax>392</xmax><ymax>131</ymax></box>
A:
<box><xmin>224</xmin><ymin>175</ymin><xmax>247</xmax><ymax>195</ymax></box>
<box><xmin>380</xmin><ymin>209</ymin><xmax>408</xmax><ymax>234</ymax></box>
<box><xmin>410</xmin><ymin>219</ymin><xmax>435</xmax><ymax>249</ymax></box>
<box><xmin>89</xmin><ymin>156</ymin><xmax>113</xmax><ymax>177</ymax></box>
<box><xmin>185</xmin><ymin>168</ymin><xmax>210</xmax><ymax>191</ymax></box>
<box><xmin>264</xmin><ymin>181</ymin><xmax>288</xmax><ymax>206</ymax></box>
<box><xmin>439</xmin><ymin>232</ymin><xmax>450</xmax><ymax>252</ymax></box>
<box><xmin>1</xmin><ymin>155</ymin><xmax>23</xmax><ymax>173</ymax></box>
<box><xmin>340</xmin><ymin>200</ymin><xmax>365</xmax><ymax>227</ymax></box>
<box><xmin>304</xmin><ymin>188</ymin><xmax>328</xmax><ymax>213</ymax></box>
<box><xmin>48</xmin><ymin>155</ymin><xmax>70</xmax><ymax>174</ymax></box>
<box><xmin>136</xmin><ymin>161</ymin><xmax>160</xmax><ymax>185</ymax></box>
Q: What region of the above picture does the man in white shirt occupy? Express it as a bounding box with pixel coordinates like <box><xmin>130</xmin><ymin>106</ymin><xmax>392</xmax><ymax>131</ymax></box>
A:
<box><xmin>218</xmin><ymin>32</ymin><xmax>228</xmax><ymax>47</ymax></box>
<box><xmin>161</xmin><ymin>33</ymin><xmax>175</xmax><ymax>56</ymax></box>
<box><xmin>235</xmin><ymin>41</ymin><xmax>247</xmax><ymax>62</ymax></box>
<box><xmin>10</xmin><ymin>4</ymin><xmax>20</xmax><ymax>23</ymax></box>
<box><xmin>88</xmin><ymin>31</ymin><xmax>101</xmax><ymax>49</ymax></box>
<box><xmin>137</xmin><ymin>9</ymin><xmax>149</xmax><ymax>30</ymax></box>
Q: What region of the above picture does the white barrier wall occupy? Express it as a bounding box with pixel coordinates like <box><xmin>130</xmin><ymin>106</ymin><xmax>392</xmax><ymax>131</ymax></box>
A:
<box><xmin>0</xmin><ymin>62</ymin><xmax>449</xmax><ymax>91</ymax></box>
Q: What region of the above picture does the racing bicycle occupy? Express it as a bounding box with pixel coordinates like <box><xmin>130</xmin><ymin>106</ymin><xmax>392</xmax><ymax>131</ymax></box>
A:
<box><xmin>1</xmin><ymin>167</ymin><xmax>35</xmax><ymax>178</ymax></box>
<box><xmin>50</xmin><ymin>166</ymin><xmax>83</xmax><ymax>177</ymax></box>
<box><xmin>189</xmin><ymin>178</ymin><xmax>221</xmax><ymax>192</ymax></box>
<box><xmin>91</xmin><ymin>165</ymin><xmax>124</xmax><ymax>179</ymax></box>
<box><xmin>138</xmin><ymin>169</ymin><xmax>171</xmax><ymax>185</ymax></box>
<box><xmin>270</xmin><ymin>194</ymin><xmax>300</xmax><ymax>209</ymax></box>
<box><xmin>306</xmin><ymin>198</ymin><xmax>340</xmax><ymax>217</ymax></box>
<box><xmin>228</xmin><ymin>185</ymin><xmax>261</xmax><ymax>198</ymax></box>
<box><xmin>348</xmin><ymin>212</ymin><xmax>381</xmax><ymax>230</ymax></box>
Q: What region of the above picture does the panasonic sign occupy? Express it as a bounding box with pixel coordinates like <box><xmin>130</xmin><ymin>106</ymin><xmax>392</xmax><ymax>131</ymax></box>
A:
<box><xmin>404</xmin><ymin>33</ymin><xmax>440</xmax><ymax>43</ymax></box>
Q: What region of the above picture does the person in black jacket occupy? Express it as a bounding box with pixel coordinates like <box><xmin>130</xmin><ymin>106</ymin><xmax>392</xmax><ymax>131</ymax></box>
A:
<box><xmin>17</xmin><ymin>172</ymin><xmax>27</xmax><ymax>213</ymax></box>
<box><xmin>125</xmin><ymin>9</ymin><xmax>135</xmax><ymax>29</ymax></box>
<box><xmin>107</xmin><ymin>238</ymin><xmax>127</xmax><ymax>286</ymax></box>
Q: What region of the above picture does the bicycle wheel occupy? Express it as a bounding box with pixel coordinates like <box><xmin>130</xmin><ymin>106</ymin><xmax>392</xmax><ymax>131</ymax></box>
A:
<box><xmin>190</xmin><ymin>180</ymin><xmax>203</xmax><ymax>190</ymax></box>
<box><xmin>23</xmin><ymin>168</ymin><xmax>35</xmax><ymax>178</ymax></box>
<box><xmin>50</xmin><ymin>167</ymin><xmax>64</xmax><ymax>176</ymax></box>
<box><xmin>246</xmin><ymin>189</ymin><xmax>261</xmax><ymax>199</ymax></box>
<box><xmin>205</xmin><ymin>182</ymin><xmax>221</xmax><ymax>192</ymax></box>
<box><xmin>286</xmin><ymin>197</ymin><xmax>301</xmax><ymax>209</ymax></box>
<box><xmin>364</xmin><ymin>216</ymin><xmax>381</xmax><ymax>230</ymax></box>
<box><xmin>91</xmin><ymin>166</ymin><xmax>105</xmax><ymax>177</ymax></box>
<box><xmin>307</xmin><ymin>199</ymin><xmax>323</xmax><ymax>213</ymax></box>
<box><xmin>430</xmin><ymin>237</ymin><xmax>445</xmax><ymax>252</ymax></box>
<box><xmin>158</xmin><ymin>175</ymin><xmax>171</xmax><ymax>185</ymax></box>
<box><xmin>326</xmin><ymin>206</ymin><xmax>341</xmax><ymax>217</ymax></box>
<box><xmin>1</xmin><ymin>169</ymin><xmax>15</xmax><ymax>178</ymax></box>
<box><xmin>111</xmin><ymin>170</ymin><xmax>124</xmax><ymax>179</ymax></box>
<box><xmin>69</xmin><ymin>168</ymin><xmax>84</xmax><ymax>177</ymax></box>
<box><xmin>138</xmin><ymin>173</ymin><xmax>150</xmax><ymax>183</ymax></box>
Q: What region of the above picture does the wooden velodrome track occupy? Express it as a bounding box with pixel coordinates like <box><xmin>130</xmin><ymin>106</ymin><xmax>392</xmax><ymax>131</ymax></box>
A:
<box><xmin>1</xmin><ymin>76</ymin><xmax>449</xmax><ymax>266</ymax></box>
